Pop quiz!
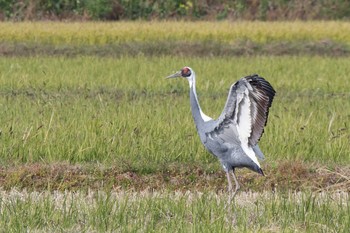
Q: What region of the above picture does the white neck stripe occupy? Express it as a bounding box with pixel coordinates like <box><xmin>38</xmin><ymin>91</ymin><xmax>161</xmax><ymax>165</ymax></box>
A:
<box><xmin>188</xmin><ymin>74</ymin><xmax>212</xmax><ymax>122</ymax></box>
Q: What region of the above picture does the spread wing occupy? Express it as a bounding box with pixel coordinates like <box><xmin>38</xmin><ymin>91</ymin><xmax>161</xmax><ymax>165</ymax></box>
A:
<box><xmin>207</xmin><ymin>74</ymin><xmax>275</xmax><ymax>158</ymax></box>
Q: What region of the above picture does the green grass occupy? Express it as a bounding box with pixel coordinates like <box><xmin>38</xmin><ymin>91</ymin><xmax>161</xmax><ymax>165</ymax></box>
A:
<box><xmin>0</xmin><ymin>190</ymin><xmax>348</xmax><ymax>232</ymax></box>
<box><xmin>0</xmin><ymin>56</ymin><xmax>349</xmax><ymax>168</ymax></box>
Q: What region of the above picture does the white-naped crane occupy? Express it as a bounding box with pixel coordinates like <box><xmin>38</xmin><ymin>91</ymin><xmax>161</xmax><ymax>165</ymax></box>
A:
<box><xmin>167</xmin><ymin>67</ymin><xmax>275</xmax><ymax>203</ymax></box>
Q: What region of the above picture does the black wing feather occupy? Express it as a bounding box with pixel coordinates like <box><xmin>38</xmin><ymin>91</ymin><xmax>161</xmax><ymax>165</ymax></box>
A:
<box><xmin>245</xmin><ymin>75</ymin><xmax>275</xmax><ymax>145</ymax></box>
<box><xmin>210</xmin><ymin>74</ymin><xmax>275</xmax><ymax>146</ymax></box>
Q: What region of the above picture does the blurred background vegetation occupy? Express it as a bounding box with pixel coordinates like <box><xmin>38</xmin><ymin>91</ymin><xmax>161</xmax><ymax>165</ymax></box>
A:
<box><xmin>1</xmin><ymin>0</ymin><xmax>350</xmax><ymax>21</ymax></box>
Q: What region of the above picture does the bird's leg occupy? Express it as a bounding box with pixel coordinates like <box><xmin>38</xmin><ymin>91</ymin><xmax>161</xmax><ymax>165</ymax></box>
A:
<box><xmin>226</xmin><ymin>170</ymin><xmax>241</xmax><ymax>206</ymax></box>
<box><xmin>226</xmin><ymin>172</ymin><xmax>233</xmax><ymax>205</ymax></box>
<box><xmin>230</xmin><ymin>170</ymin><xmax>241</xmax><ymax>199</ymax></box>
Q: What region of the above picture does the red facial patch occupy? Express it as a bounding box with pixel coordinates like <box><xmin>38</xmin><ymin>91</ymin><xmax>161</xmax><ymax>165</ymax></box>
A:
<box><xmin>181</xmin><ymin>67</ymin><xmax>191</xmax><ymax>77</ymax></box>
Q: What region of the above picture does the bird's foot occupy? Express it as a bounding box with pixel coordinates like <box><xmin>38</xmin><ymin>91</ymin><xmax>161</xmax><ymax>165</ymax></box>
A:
<box><xmin>225</xmin><ymin>184</ymin><xmax>240</xmax><ymax>211</ymax></box>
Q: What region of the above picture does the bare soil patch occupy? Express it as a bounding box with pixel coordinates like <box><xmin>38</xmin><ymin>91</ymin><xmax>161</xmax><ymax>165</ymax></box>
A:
<box><xmin>1</xmin><ymin>161</ymin><xmax>349</xmax><ymax>193</ymax></box>
<box><xmin>1</xmin><ymin>41</ymin><xmax>349</xmax><ymax>57</ymax></box>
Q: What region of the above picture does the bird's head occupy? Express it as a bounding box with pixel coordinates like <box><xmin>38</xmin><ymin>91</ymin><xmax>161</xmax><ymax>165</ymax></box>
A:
<box><xmin>167</xmin><ymin>67</ymin><xmax>195</xmax><ymax>85</ymax></box>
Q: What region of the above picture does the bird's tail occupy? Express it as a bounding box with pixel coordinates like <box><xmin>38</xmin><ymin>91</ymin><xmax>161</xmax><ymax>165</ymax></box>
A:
<box><xmin>253</xmin><ymin>144</ymin><xmax>265</xmax><ymax>160</ymax></box>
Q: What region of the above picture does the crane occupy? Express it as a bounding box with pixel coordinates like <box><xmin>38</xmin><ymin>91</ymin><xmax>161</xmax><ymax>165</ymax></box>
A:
<box><xmin>167</xmin><ymin>67</ymin><xmax>275</xmax><ymax>203</ymax></box>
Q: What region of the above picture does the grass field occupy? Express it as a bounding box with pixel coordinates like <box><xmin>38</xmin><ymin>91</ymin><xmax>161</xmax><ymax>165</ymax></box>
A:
<box><xmin>0</xmin><ymin>21</ymin><xmax>350</xmax><ymax>232</ymax></box>
<box><xmin>1</xmin><ymin>56</ymin><xmax>349</xmax><ymax>166</ymax></box>
<box><xmin>0</xmin><ymin>190</ymin><xmax>348</xmax><ymax>232</ymax></box>
<box><xmin>2</xmin><ymin>21</ymin><xmax>350</xmax><ymax>57</ymax></box>
<box><xmin>1</xmin><ymin>21</ymin><xmax>350</xmax><ymax>45</ymax></box>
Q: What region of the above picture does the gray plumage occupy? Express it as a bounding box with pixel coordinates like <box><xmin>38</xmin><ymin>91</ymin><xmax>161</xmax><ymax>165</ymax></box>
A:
<box><xmin>167</xmin><ymin>67</ymin><xmax>275</xmax><ymax>202</ymax></box>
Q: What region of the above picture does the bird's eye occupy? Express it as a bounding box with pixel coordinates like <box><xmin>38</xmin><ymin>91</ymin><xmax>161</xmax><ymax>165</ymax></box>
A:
<box><xmin>181</xmin><ymin>67</ymin><xmax>191</xmax><ymax>77</ymax></box>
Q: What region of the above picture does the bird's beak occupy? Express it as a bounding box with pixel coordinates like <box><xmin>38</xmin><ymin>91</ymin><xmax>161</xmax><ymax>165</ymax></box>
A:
<box><xmin>166</xmin><ymin>71</ymin><xmax>182</xmax><ymax>79</ymax></box>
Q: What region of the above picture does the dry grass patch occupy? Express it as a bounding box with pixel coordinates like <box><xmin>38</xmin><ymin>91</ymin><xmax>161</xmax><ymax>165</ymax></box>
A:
<box><xmin>0</xmin><ymin>188</ymin><xmax>348</xmax><ymax>232</ymax></box>
<box><xmin>1</xmin><ymin>40</ymin><xmax>349</xmax><ymax>57</ymax></box>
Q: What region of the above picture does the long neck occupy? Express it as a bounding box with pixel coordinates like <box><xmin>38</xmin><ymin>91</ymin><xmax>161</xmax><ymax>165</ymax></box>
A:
<box><xmin>189</xmin><ymin>76</ymin><xmax>211</xmax><ymax>126</ymax></box>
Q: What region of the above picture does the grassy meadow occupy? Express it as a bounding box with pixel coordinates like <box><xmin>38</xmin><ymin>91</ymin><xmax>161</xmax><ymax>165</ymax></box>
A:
<box><xmin>0</xmin><ymin>22</ymin><xmax>349</xmax><ymax>232</ymax></box>
<box><xmin>0</xmin><ymin>56</ymin><xmax>349</xmax><ymax>165</ymax></box>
